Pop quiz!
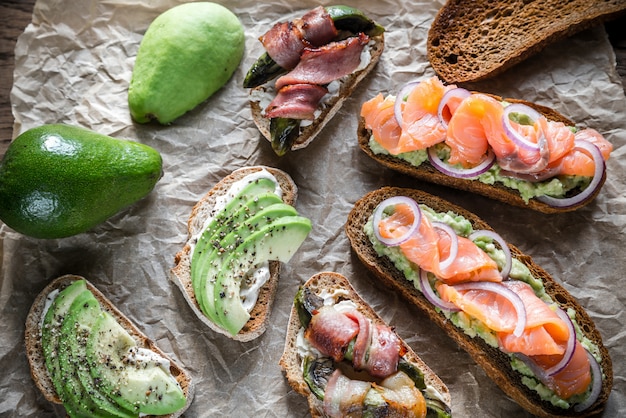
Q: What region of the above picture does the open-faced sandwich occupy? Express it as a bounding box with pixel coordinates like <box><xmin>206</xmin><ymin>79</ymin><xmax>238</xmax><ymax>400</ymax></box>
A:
<box><xmin>244</xmin><ymin>5</ymin><xmax>385</xmax><ymax>156</ymax></box>
<box><xmin>280</xmin><ymin>271</ymin><xmax>452</xmax><ymax>417</ymax></box>
<box><xmin>25</xmin><ymin>274</ymin><xmax>194</xmax><ymax>417</ymax></box>
<box><xmin>345</xmin><ymin>186</ymin><xmax>613</xmax><ymax>417</ymax></box>
<box><xmin>358</xmin><ymin>75</ymin><xmax>613</xmax><ymax>213</ymax></box>
<box><xmin>170</xmin><ymin>166</ymin><xmax>311</xmax><ymax>341</ymax></box>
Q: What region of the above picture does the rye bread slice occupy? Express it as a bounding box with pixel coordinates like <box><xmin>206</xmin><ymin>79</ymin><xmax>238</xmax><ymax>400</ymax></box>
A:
<box><xmin>427</xmin><ymin>0</ymin><xmax>626</xmax><ymax>83</ymax></box>
<box><xmin>357</xmin><ymin>95</ymin><xmax>607</xmax><ymax>214</ymax></box>
<box><xmin>250</xmin><ymin>33</ymin><xmax>384</xmax><ymax>152</ymax></box>
<box><xmin>169</xmin><ymin>166</ymin><xmax>298</xmax><ymax>342</ymax></box>
<box><xmin>345</xmin><ymin>186</ymin><xmax>612</xmax><ymax>417</ymax></box>
<box><xmin>279</xmin><ymin>271</ymin><xmax>452</xmax><ymax>417</ymax></box>
<box><xmin>24</xmin><ymin>274</ymin><xmax>194</xmax><ymax>417</ymax></box>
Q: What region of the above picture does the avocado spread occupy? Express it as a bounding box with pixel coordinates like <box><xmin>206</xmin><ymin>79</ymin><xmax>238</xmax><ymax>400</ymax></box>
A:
<box><xmin>364</xmin><ymin>206</ymin><xmax>602</xmax><ymax>408</ymax></box>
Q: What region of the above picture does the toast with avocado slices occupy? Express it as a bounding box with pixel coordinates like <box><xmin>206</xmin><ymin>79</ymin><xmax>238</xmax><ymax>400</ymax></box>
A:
<box><xmin>170</xmin><ymin>166</ymin><xmax>311</xmax><ymax>341</ymax></box>
<box><xmin>345</xmin><ymin>186</ymin><xmax>613</xmax><ymax>417</ymax></box>
<box><xmin>279</xmin><ymin>271</ymin><xmax>452</xmax><ymax>418</ymax></box>
<box><xmin>25</xmin><ymin>274</ymin><xmax>194</xmax><ymax>418</ymax></box>
<box><xmin>245</xmin><ymin>5</ymin><xmax>385</xmax><ymax>156</ymax></box>
<box><xmin>358</xmin><ymin>75</ymin><xmax>612</xmax><ymax>213</ymax></box>
<box><xmin>427</xmin><ymin>0</ymin><xmax>626</xmax><ymax>83</ymax></box>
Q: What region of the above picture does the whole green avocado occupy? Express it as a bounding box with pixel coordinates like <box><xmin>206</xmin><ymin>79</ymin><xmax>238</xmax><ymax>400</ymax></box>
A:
<box><xmin>128</xmin><ymin>2</ymin><xmax>245</xmax><ymax>124</ymax></box>
<box><xmin>0</xmin><ymin>124</ymin><xmax>163</xmax><ymax>239</ymax></box>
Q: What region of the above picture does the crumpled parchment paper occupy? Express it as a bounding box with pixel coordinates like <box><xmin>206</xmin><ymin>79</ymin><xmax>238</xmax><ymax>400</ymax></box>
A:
<box><xmin>2</xmin><ymin>0</ymin><xmax>625</xmax><ymax>417</ymax></box>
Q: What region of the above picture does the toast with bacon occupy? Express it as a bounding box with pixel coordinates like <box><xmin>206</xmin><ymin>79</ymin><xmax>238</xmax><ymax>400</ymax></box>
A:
<box><xmin>245</xmin><ymin>5</ymin><xmax>385</xmax><ymax>156</ymax></box>
<box><xmin>345</xmin><ymin>186</ymin><xmax>613</xmax><ymax>417</ymax></box>
<box><xmin>280</xmin><ymin>271</ymin><xmax>452</xmax><ymax>418</ymax></box>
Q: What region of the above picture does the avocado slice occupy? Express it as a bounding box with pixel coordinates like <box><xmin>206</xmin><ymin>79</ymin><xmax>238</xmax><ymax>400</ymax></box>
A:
<box><xmin>213</xmin><ymin>215</ymin><xmax>312</xmax><ymax>335</ymax></box>
<box><xmin>58</xmin><ymin>289</ymin><xmax>132</xmax><ymax>418</ymax></box>
<box><xmin>191</xmin><ymin>191</ymin><xmax>284</xmax><ymax>313</ymax></box>
<box><xmin>86</xmin><ymin>311</ymin><xmax>186</xmax><ymax>415</ymax></box>
<box><xmin>195</xmin><ymin>201</ymin><xmax>299</xmax><ymax>324</ymax></box>
<box><xmin>41</xmin><ymin>280</ymin><xmax>88</xmax><ymax>414</ymax></box>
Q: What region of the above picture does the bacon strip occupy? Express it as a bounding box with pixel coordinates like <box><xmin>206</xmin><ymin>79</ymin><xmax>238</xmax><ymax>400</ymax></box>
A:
<box><xmin>275</xmin><ymin>34</ymin><xmax>370</xmax><ymax>90</ymax></box>
<box><xmin>264</xmin><ymin>84</ymin><xmax>328</xmax><ymax>120</ymax></box>
<box><xmin>323</xmin><ymin>370</ymin><xmax>371</xmax><ymax>417</ymax></box>
<box><xmin>305</xmin><ymin>306</ymin><xmax>359</xmax><ymax>361</ymax></box>
<box><xmin>366</xmin><ymin>324</ymin><xmax>401</xmax><ymax>378</ymax></box>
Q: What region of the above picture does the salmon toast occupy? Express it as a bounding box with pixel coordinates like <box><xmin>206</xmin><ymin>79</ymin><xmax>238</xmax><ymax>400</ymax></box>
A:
<box><xmin>345</xmin><ymin>186</ymin><xmax>612</xmax><ymax>417</ymax></box>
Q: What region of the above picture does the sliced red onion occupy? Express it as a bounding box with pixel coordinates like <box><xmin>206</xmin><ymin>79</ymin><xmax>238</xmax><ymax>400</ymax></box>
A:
<box><xmin>544</xmin><ymin>307</ymin><xmax>577</xmax><ymax>376</ymax></box>
<box><xmin>437</xmin><ymin>87</ymin><xmax>471</xmax><ymax>129</ymax></box>
<box><xmin>419</xmin><ymin>268</ymin><xmax>460</xmax><ymax>312</ymax></box>
<box><xmin>573</xmin><ymin>349</ymin><xmax>603</xmax><ymax>412</ymax></box>
<box><xmin>468</xmin><ymin>229</ymin><xmax>512</xmax><ymax>280</ymax></box>
<box><xmin>536</xmin><ymin>139</ymin><xmax>605</xmax><ymax>209</ymax></box>
<box><xmin>428</xmin><ymin>147</ymin><xmax>496</xmax><ymax>179</ymax></box>
<box><xmin>372</xmin><ymin>196</ymin><xmax>422</xmax><ymax>247</ymax></box>
<box><xmin>453</xmin><ymin>281</ymin><xmax>527</xmax><ymax>337</ymax></box>
<box><xmin>432</xmin><ymin>222</ymin><xmax>459</xmax><ymax>271</ymax></box>
<box><xmin>394</xmin><ymin>80</ymin><xmax>420</xmax><ymax>125</ymax></box>
<box><xmin>502</xmin><ymin>103</ymin><xmax>543</xmax><ymax>152</ymax></box>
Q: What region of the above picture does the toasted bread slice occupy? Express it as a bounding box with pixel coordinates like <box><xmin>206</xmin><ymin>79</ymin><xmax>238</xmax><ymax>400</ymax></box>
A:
<box><xmin>345</xmin><ymin>186</ymin><xmax>613</xmax><ymax>417</ymax></box>
<box><xmin>357</xmin><ymin>94</ymin><xmax>607</xmax><ymax>214</ymax></box>
<box><xmin>427</xmin><ymin>0</ymin><xmax>626</xmax><ymax>83</ymax></box>
<box><xmin>279</xmin><ymin>271</ymin><xmax>452</xmax><ymax>417</ymax></box>
<box><xmin>250</xmin><ymin>34</ymin><xmax>384</xmax><ymax>153</ymax></box>
<box><xmin>24</xmin><ymin>274</ymin><xmax>194</xmax><ymax>417</ymax></box>
<box><xmin>170</xmin><ymin>166</ymin><xmax>300</xmax><ymax>341</ymax></box>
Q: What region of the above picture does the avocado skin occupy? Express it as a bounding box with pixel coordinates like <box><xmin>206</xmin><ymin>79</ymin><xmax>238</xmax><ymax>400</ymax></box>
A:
<box><xmin>128</xmin><ymin>2</ymin><xmax>245</xmax><ymax>124</ymax></box>
<box><xmin>0</xmin><ymin>124</ymin><xmax>163</xmax><ymax>239</ymax></box>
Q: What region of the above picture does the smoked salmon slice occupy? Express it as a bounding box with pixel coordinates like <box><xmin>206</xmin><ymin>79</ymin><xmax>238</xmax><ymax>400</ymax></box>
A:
<box><xmin>361</xmin><ymin>93</ymin><xmax>403</xmax><ymax>154</ymax></box>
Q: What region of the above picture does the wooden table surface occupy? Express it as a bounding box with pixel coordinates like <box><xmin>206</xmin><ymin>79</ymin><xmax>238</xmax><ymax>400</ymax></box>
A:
<box><xmin>1</xmin><ymin>1</ymin><xmax>625</xmax><ymax>158</ymax></box>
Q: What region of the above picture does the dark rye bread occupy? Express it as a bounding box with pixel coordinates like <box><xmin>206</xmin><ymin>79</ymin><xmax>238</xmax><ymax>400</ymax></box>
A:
<box><xmin>24</xmin><ymin>274</ymin><xmax>194</xmax><ymax>417</ymax></box>
<box><xmin>357</xmin><ymin>95</ymin><xmax>607</xmax><ymax>214</ymax></box>
<box><xmin>427</xmin><ymin>0</ymin><xmax>626</xmax><ymax>83</ymax></box>
<box><xmin>345</xmin><ymin>186</ymin><xmax>613</xmax><ymax>417</ymax></box>
<box><xmin>279</xmin><ymin>271</ymin><xmax>451</xmax><ymax>418</ymax></box>
<box><xmin>170</xmin><ymin>166</ymin><xmax>298</xmax><ymax>342</ymax></box>
<box><xmin>251</xmin><ymin>33</ymin><xmax>384</xmax><ymax>152</ymax></box>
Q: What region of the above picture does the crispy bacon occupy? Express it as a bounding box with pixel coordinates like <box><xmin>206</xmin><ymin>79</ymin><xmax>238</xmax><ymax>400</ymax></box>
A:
<box><xmin>275</xmin><ymin>34</ymin><xmax>370</xmax><ymax>90</ymax></box>
<box><xmin>366</xmin><ymin>324</ymin><xmax>401</xmax><ymax>378</ymax></box>
<box><xmin>264</xmin><ymin>84</ymin><xmax>329</xmax><ymax>120</ymax></box>
<box><xmin>305</xmin><ymin>306</ymin><xmax>359</xmax><ymax>361</ymax></box>
<box><xmin>323</xmin><ymin>370</ymin><xmax>371</xmax><ymax>417</ymax></box>
<box><xmin>260</xmin><ymin>6</ymin><xmax>337</xmax><ymax>70</ymax></box>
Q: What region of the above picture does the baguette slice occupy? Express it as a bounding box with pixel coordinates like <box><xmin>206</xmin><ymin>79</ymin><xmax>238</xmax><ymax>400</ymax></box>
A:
<box><xmin>170</xmin><ymin>166</ymin><xmax>299</xmax><ymax>341</ymax></box>
<box><xmin>427</xmin><ymin>0</ymin><xmax>626</xmax><ymax>83</ymax></box>
<box><xmin>357</xmin><ymin>95</ymin><xmax>606</xmax><ymax>214</ymax></box>
<box><xmin>250</xmin><ymin>33</ymin><xmax>384</xmax><ymax>153</ymax></box>
<box><xmin>279</xmin><ymin>271</ymin><xmax>452</xmax><ymax>417</ymax></box>
<box><xmin>24</xmin><ymin>274</ymin><xmax>194</xmax><ymax>417</ymax></box>
<box><xmin>345</xmin><ymin>186</ymin><xmax>613</xmax><ymax>417</ymax></box>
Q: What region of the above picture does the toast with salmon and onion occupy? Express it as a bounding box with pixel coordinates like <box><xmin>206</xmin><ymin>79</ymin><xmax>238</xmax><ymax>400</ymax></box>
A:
<box><xmin>25</xmin><ymin>274</ymin><xmax>194</xmax><ymax>417</ymax></box>
<box><xmin>244</xmin><ymin>5</ymin><xmax>384</xmax><ymax>156</ymax></box>
<box><xmin>358</xmin><ymin>75</ymin><xmax>613</xmax><ymax>213</ymax></box>
<box><xmin>427</xmin><ymin>0</ymin><xmax>626</xmax><ymax>83</ymax></box>
<box><xmin>279</xmin><ymin>271</ymin><xmax>452</xmax><ymax>418</ymax></box>
<box><xmin>345</xmin><ymin>186</ymin><xmax>612</xmax><ymax>417</ymax></box>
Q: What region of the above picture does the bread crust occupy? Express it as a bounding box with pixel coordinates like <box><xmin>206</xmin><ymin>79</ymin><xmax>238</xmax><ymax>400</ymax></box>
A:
<box><xmin>357</xmin><ymin>95</ymin><xmax>606</xmax><ymax>214</ymax></box>
<box><xmin>250</xmin><ymin>33</ymin><xmax>384</xmax><ymax>152</ymax></box>
<box><xmin>279</xmin><ymin>271</ymin><xmax>452</xmax><ymax>417</ymax></box>
<box><xmin>169</xmin><ymin>166</ymin><xmax>298</xmax><ymax>341</ymax></box>
<box><xmin>24</xmin><ymin>274</ymin><xmax>194</xmax><ymax>417</ymax></box>
<box><xmin>345</xmin><ymin>186</ymin><xmax>613</xmax><ymax>417</ymax></box>
<box><xmin>427</xmin><ymin>0</ymin><xmax>626</xmax><ymax>83</ymax></box>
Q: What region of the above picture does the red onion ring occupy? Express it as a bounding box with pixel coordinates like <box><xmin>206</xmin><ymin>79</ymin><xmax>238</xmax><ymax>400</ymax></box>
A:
<box><xmin>428</xmin><ymin>147</ymin><xmax>496</xmax><ymax>179</ymax></box>
<box><xmin>419</xmin><ymin>268</ymin><xmax>460</xmax><ymax>312</ymax></box>
<box><xmin>536</xmin><ymin>139</ymin><xmax>605</xmax><ymax>209</ymax></box>
<box><xmin>502</xmin><ymin>103</ymin><xmax>543</xmax><ymax>152</ymax></box>
<box><xmin>468</xmin><ymin>230</ymin><xmax>512</xmax><ymax>280</ymax></box>
<box><xmin>372</xmin><ymin>196</ymin><xmax>422</xmax><ymax>247</ymax></box>
<box><xmin>432</xmin><ymin>222</ymin><xmax>459</xmax><ymax>271</ymax></box>
<box><xmin>437</xmin><ymin>87</ymin><xmax>471</xmax><ymax>129</ymax></box>
<box><xmin>573</xmin><ymin>349</ymin><xmax>603</xmax><ymax>412</ymax></box>
<box><xmin>453</xmin><ymin>282</ymin><xmax>527</xmax><ymax>337</ymax></box>
<box><xmin>394</xmin><ymin>81</ymin><xmax>420</xmax><ymax>125</ymax></box>
<box><xmin>544</xmin><ymin>307</ymin><xmax>577</xmax><ymax>376</ymax></box>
